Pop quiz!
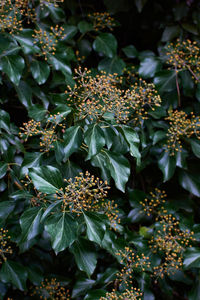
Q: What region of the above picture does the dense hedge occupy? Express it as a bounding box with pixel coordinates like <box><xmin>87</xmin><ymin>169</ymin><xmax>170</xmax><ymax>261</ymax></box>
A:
<box><xmin>1</xmin><ymin>0</ymin><xmax>200</xmax><ymax>299</ymax></box>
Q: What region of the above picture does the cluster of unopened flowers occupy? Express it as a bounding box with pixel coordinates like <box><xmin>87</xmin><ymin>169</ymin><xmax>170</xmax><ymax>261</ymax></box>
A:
<box><xmin>65</xmin><ymin>67</ymin><xmax>161</xmax><ymax>124</ymax></box>
<box><xmin>140</xmin><ymin>188</ymin><xmax>195</xmax><ymax>280</ymax></box>
<box><xmin>87</xmin><ymin>12</ymin><xmax>116</xmax><ymax>31</ymax></box>
<box><xmin>31</xmin><ymin>278</ymin><xmax>70</xmax><ymax>300</ymax></box>
<box><xmin>33</xmin><ymin>25</ymin><xmax>65</xmax><ymax>60</ymax></box>
<box><xmin>166</xmin><ymin>109</ymin><xmax>200</xmax><ymax>155</ymax></box>
<box><xmin>19</xmin><ymin>113</ymin><xmax>66</xmax><ymax>152</ymax></box>
<box><xmin>0</xmin><ymin>228</ymin><xmax>12</xmax><ymax>263</ymax></box>
<box><xmin>165</xmin><ymin>39</ymin><xmax>200</xmax><ymax>82</ymax></box>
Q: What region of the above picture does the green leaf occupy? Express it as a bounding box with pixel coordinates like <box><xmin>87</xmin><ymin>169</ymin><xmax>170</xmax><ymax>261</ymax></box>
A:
<box><xmin>84</xmin><ymin>124</ymin><xmax>105</xmax><ymax>160</ymax></box>
<box><xmin>20</xmin><ymin>152</ymin><xmax>43</xmax><ymax>177</ymax></box>
<box><xmin>0</xmin><ymin>162</ymin><xmax>7</xmax><ymax>179</ymax></box>
<box><xmin>48</xmin><ymin>54</ymin><xmax>72</xmax><ymax>78</ymax></box>
<box><xmin>190</xmin><ymin>139</ymin><xmax>200</xmax><ymax>158</ymax></box>
<box><xmin>158</xmin><ymin>151</ymin><xmax>176</xmax><ymax>182</ymax></box>
<box><xmin>30</xmin><ymin>60</ymin><xmax>50</xmax><ymax>85</ymax></box>
<box><xmin>16</xmin><ymin>81</ymin><xmax>32</xmax><ymax>108</ymax></box>
<box><xmin>14</xmin><ymin>30</ymin><xmax>40</xmax><ymax>54</ymax></box>
<box><xmin>161</xmin><ymin>25</ymin><xmax>180</xmax><ymax>42</ymax></box>
<box><xmin>154</xmin><ymin>70</ymin><xmax>176</xmax><ymax>93</ymax></box>
<box><xmin>62</xmin><ymin>25</ymin><xmax>78</xmax><ymax>41</ymax></box>
<box><xmin>0</xmin><ymin>201</ymin><xmax>15</xmax><ymax>222</ymax></box>
<box><xmin>19</xmin><ymin>207</ymin><xmax>43</xmax><ymax>245</ymax></box>
<box><xmin>121</xmin><ymin>126</ymin><xmax>141</xmax><ymax>166</ymax></box>
<box><xmin>83</xmin><ymin>211</ymin><xmax>106</xmax><ymax>244</ymax></box>
<box><xmin>29</xmin><ymin>166</ymin><xmax>63</xmax><ymax>194</ymax></box>
<box><xmin>28</xmin><ymin>104</ymin><xmax>47</xmax><ymax>121</ymax></box>
<box><xmin>70</xmin><ymin>238</ymin><xmax>97</xmax><ymax>276</ymax></box>
<box><xmin>139</xmin><ymin>57</ymin><xmax>161</xmax><ymax>78</ymax></box>
<box><xmin>72</xmin><ymin>278</ymin><xmax>95</xmax><ymax>298</ymax></box>
<box><xmin>152</xmin><ymin>130</ymin><xmax>166</xmax><ymax>145</ymax></box>
<box><xmin>63</xmin><ymin>126</ymin><xmax>83</xmax><ymax>161</ymax></box>
<box><xmin>91</xmin><ymin>152</ymin><xmax>111</xmax><ymax>182</ymax></box>
<box><xmin>45</xmin><ymin>212</ymin><xmax>77</xmax><ymax>254</ymax></box>
<box><xmin>1</xmin><ymin>55</ymin><xmax>25</xmax><ymax>86</ymax></box>
<box><xmin>104</xmin><ymin>150</ymin><xmax>130</xmax><ymax>192</ymax></box>
<box><xmin>93</xmin><ymin>33</ymin><xmax>117</xmax><ymax>58</ymax></box>
<box><xmin>78</xmin><ymin>21</ymin><xmax>93</xmax><ymax>33</ymax></box>
<box><xmin>122</xmin><ymin>45</ymin><xmax>138</xmax><ymax>58</ymax></box>
<box><xmin>183</xmin><ymin>248</ymin><xmax>200</xmax><ymax>269</ymax></box>
<box><xmin>179</xmin><ymin>171</ymin><xmax>200</xmax><ymax>197</ymax></box>
<box><xmin>0</xmin><ymin>260</ymin><xmax>27</xmax><ymax>291</ymax></box>
<box><xmin>98</xmin><ymin>56</ymin><xmax>126</xmax><ymax>75</ymax></box>
<box><xmin>0</xmin><ymin>110</ymin><xmax>10</xmax><ymax>132</ymax></box>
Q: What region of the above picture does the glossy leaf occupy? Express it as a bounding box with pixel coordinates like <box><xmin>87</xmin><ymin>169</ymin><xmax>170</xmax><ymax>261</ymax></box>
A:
<box><xmin>83</xmin><ymin>211</ymin><xmax>106</xmax><ymax>244</ymax></box>
<box><xmin>29</xmin><ymin>166</ymin><xmax>63</xmax><ymax>194</ymax></box>
<box><xmin>104</xmin><ymin>150</ymin><xmax>130</xmax><ymax>192</ymax></box>
<box><xmin>84</xmin><ymin>124</ymin><xmax>105</xmax><ymax>160</ymax></box>
<box><xmin>30</xmin><ymin>60</ymin><xmax>50</xmax><ymax>85</ymax></box>
<box><xmin>45</xmin><ymin>213</ymin><xmax>78</xmax><ymax>254</ymax></box>
<box><xmin>0</xmin><ymin>261</ymin><xmax>27</xmax><ymax>291</ymax></box>
<box><xmin>1</xmin><ymin>55</ymin><xmax>25</xmax><ymax>86</ymax></box>
<box><xmin>93</xmin><ymin>33</ymin><xmax>117</xmax><ymax>58</ymax></box>
<box><xmin>63</xmin><ymin>126</ymin><xmax>83</xmax><ymax>161</ymax></box>
<box><xmin>158</xmin><ymin>151</ymin><xmax>176</xmax><ymax>182</ymax></box>
<box><xmin>70</xmin><ymin>238</ymin><xmax>97</xmax><ymax>276</ymax></box>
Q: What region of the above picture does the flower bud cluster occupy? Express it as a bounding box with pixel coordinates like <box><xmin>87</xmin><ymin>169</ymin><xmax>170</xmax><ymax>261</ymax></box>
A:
<box><xmin>124</xmin><ymin>79</ymin><xmax>161</xmax><ymax>123</ymax></box>
<box><xmin>56</xmin><ymin>171</ymin><xmax>120</xmax><ymax>227</ymax></box>
<box><xmin>166</xmin><ymin>110</ymin><xmax>200</xmax><ymax>155</ymax></box>
<box><xmin>88</xmin><ymin>12</ymin><xmax>116</xmax><ymax>31</ymax></box>
<box><xmin>0</xmin><ymin>0</ymin><xmax>23</xmax><ymax>33</ymax></box>
<box><xmin>65</xmin><ymin>68</ymin><xmax>161</xmax><ymax>124</ymax></box>
<box><xmin>33</xmin><ymin>25</ymin><xmax>65</xmax><ymax>60</ymax></box>
<box><xmin>19</xmin><ymin>113</ymin><xmax>66</xmax><ymax>152</ymax></box>
<box><xmin>31</xmin><ymin>278</ymin><xmax>70</xmax><ymax>300</ymax></box>
<box><xmin>116</xmin><ymin>247</ymin><xmax>151</xmax><ymax>286</ymax></box>
<box><xmin>150</xmin><ymin>214</ymin><xmax>195</xmax><ymax>279</ymax></box>
<box><xmin>165</xmin><ymin>39</ymin><xmax>200</xmax><ymax>82</ymax></box>
<box><xmin>100</xmin><ymin>287</ymin><xmax>143</xmax><ymax>300</ymax></box>
<box><xmin>0</xmin><ymin>228</ymin><xmax>12</xmax><ymax>263</ymax></box>
<box><xmin>140</xmin><ymin>188</ymin><xmax>167</xmax><ymax>217</ymax></box>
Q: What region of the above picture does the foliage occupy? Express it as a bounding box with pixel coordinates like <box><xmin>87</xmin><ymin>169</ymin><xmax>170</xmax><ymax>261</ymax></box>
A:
<box><xmin>0</xmin><ymin>0</ymin><xmax>200</xmax><ymax>299</ymax></box>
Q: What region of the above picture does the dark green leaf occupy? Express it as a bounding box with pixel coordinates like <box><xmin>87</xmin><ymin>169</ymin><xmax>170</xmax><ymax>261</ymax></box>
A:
<box><xmin>83</xmin><ymin>211</ymin><xmax>106</xmax><ymax>244</ymax></box>
<box><xmin>139</xmin><ymin>57</ymin><xmax>161</xmax><ymax>78</ymax></box>
<box><xmin>1</xmin><ymin>55</ymin><xmax>25</xmax><ymax>86</ymax></box>
<box><xmin>93</xmin><ymin>33</ymin><xmax>117</xmax><ymax>58</ymax></box>
<box><xmin>19</xmin><ymin>207</ymin><xmax>43</xmax><ymax>245</ymax></box>
<box><xmin>0</xmin><ymin>260</ymin><xmax>27</xmax><ymax>291</ymax></box>
<box><xmin>29</xmin><ymin>166</ymin><xmax>63</xmax><ymax>194</ymax></box>
<box><xmin>78</xmin><ymin>21</ymin><xmax>93</xmax><ymax>34</ymax></box>
<box><xmin>84</xmin><ymin>124</ymin><xmax>105</xmax><ymax>160</ymax></box>
<box><xmin>104</xmin><ymin>150</ymin><xmax>130</xmax><ymax>192</ymax></box>
<box><xmin>20</xmin><ymin>152</ymin><xmax>43</xmax><ymax>177</ymax></box>
<box><xmin>30</xmin><ymin>60</ymin><xmax>50</xmax><ymax>85</ymax></box>
<box><xmin>45</xmin><ymin>212</ymin><xmax>78</xmax><ymax>254</ymax></box>
<box><xmin>0</xmin><ymin>201</ymin><xmax>15</xmax><ymax>222</ymax></box>
<box><xmin>98</xmin><ymin>56</ymin><xmax>126</xmax><ymax>75</ymax></box>
<box><xmin>158</xmin><ymin>151</ymin><xmax>176</xmax><ymax>182</ymax></box>
<box><xmin>121</xmin><ymin>126</ymin><xmax>141</xmax><ymax>166</ymax></box>
<box><xmin>70</xmin><ymin>238</ymin><xmax>97</xmax><ymax>276</ymax></box>
<box><xmin>183</xmin><ymin>248</ymin><xmax>200</xmax><ymax>269</ymax></box>
<box><xmin>0</xmin><ymin>162</ymin><xmax>7</xmax><ymax>179</ymax></box>
<box><xmin>179</xmin><ymin>171</ymin><xmax>200</xmax><ymax>197</ymax></box>
<box><xmin>63</xmin><ymin>126</ymin><xmax>83</xmax><ymax>161</ymax></box>
<box><xmin>122</xmin><ymin>45</ymin><xmax>138</xmax><ymax>58</ymax></box>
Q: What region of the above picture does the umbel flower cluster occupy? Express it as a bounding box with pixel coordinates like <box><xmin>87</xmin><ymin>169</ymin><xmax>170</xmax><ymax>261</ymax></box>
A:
<box><xmin>166</xmin><ymin>110</ymin><xmax>200</xmax><ymax>155</ymax></box>
<box><xmin>31</xmin><ymin>278</ymin><xmax>70</xmax><ymax>300</ymax></box>
<box><xmin>87</xmin><ymin>12</ymin><xmax>116</xmax><ymax>31</ymax></box>
<box><xmin>56</xmin><ymin>171</ymin><xmax>120</xmax><ymax>227</ymax></box>
<box><xmin>165</xmin><ymin>39</ymin><xmax>200</xmax><ymax>82</ymax></box>
<box><xmin>139</xmin><ymin>188</ymin><xmax>167</xmax><ymax>217</ymax></box>
<box><xmin>150</xmin><ymin>214</ymin><xmax>195</xmax><ymax>279</ymax></box>
<box><xmin>33</xmin><ymin>25</ymin><xmax>65</xmax><ymax>60</ymax></box>
<box><xmin>140</xmin><ymin>188</ymin><xmax>195</xmax><ymax>279</ymax></box>
<box><xmin>116</xmin><ymin>247</ymin><xmax>151</xmax><ymax>286</ymax></box>
<box><xmin>65</xmin><ymin>68</ymin><xmax>161</xmax><ymax>124</ymax></box>
<box><xmin>0</xmin><ymin>228</ymin><xmax>12</xmax><ymax>263</ymax></box>
<box><xmin>19</xmin><ymin>113</ymin><xmax>66</xmax><ymax>152</ymax></box>
<box><xmin>100</xmin><ymin>287</ymin><xmax>143</xmax><ymax>300</ymax></box>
